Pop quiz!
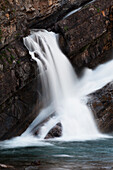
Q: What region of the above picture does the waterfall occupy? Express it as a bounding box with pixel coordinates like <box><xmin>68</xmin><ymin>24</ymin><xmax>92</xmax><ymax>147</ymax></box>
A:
<box><xmin>1</xmin><ymin>29</ymin><xmax>113</xmax><ymax>149</ymax></box>
<box><xmin>64</xmin><ymin>0</ymin><xmax>96</xmax><ymax>19</ymax></box>
<box><xmin>23</xmin><ymin>29</ymin><xmax>104</xmax><ymax>140</ymax></box>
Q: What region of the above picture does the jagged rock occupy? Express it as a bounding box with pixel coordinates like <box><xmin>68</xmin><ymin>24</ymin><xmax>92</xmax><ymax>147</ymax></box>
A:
<box><xmin>0</xmin><ymin>0</ymin><xmax>92</xmax><ymax>50</ymax></box>
<box><xmin>0</xmin><ymin>40</ymin><xmax>41</xmax><ymax>140</ymax></box>
<box><xmin>31</xmin><ymin>161</ymin><xmax>41</xmax><ymax>166</ymax></box>
<box><xmin>55</xmin><ymin>0</ymin><xmax>113</xmax><ymax>68</ymax></box>
<box><xmin>45</xmin><ymin>123</ymin><xmax>62</xmax><ymax>139</ymax></box>
<box><xmin>88</xmin><ymin>82</ymin><xmax>113</xmax><ymax>133</ymax></box>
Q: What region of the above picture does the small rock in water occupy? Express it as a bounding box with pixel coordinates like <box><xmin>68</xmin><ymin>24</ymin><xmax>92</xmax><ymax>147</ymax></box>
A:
<box><xmin>31</xmin><ymin>160</ymin><xmax>41</xmax><ymax>166</ymax></box>
<box><xmin>45</xmin><ymin>122</ymin><xmax>62</xmax><ymax>139</ymax></box>
<box><xmin>0</xmin><ymin>163</ymin><xmax>15</xmax><ymax>169</ymax></box>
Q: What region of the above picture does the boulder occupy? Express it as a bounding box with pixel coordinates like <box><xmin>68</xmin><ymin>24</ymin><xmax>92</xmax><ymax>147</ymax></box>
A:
<box><xmin>88</xmin><ymin>82</ymin><xmax>113</xmax><ymax>133</ymax></box>
<box><xmin>45</xmin><ymin>123</ymin><xmax>62</xmax><ymax>139</ymax></box>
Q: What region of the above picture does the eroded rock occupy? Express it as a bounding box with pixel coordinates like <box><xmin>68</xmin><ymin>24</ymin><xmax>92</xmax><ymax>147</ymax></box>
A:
<box><xmin>88</xmin><ymin>82</ymin><xmax>113</xmax><ymax>133</ymax></box>
<box><xmin>56</xmin><ymin>0</ymin><xmax>113</xmax><ymax>68</ymax></box>
<box><xmin>0</xmin><ymin>0</ymin><xmax>92</xmax><ymax>49</ymax></box>
<box><xmin>45</xmin><ymin>123</ymin><xmax>62</xmax><ymax>139</ymax></box>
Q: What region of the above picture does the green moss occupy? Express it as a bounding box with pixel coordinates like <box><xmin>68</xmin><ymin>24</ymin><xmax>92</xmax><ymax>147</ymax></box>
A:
<box><xmin>94</xmin><ymin>6</ymin><xmax>100</xmax><ymax>13</ymax></box>
<box><xmin>4</xmin><ymin>0</ymin><xmax>9</xmax><ymax>5</ymax></box>
<box><xmin>12</xmin><ymin>9</ymin><xmax>16</xmax><ymax>13</ymax></box>
<box><xmin>17</xmin><ymin>60</ymin><xmax>20</xmax><ymax>64</ymax></box>
<box><xmin>9</xmin><ymin>55</ymin><xmax>15</xmax><ymax>63</ymax></box>
<box><xmin>0</xmin><ymin>50</ymin><xmax>12</xmax><ymax>64</ymax></box>
<box><xmin>7</xmin><ymin>48</ymin><xmax>11</xmax><ymax>52</ymax></box>
<box><xmin>15</xmin><ymin>33</ymin><xmax>20</xmax><ymax>38</ymax></box>
<box><xmin>64</xmin><ymin>26</ymin><xmax>68</xmax><ymax>32</ymax></box>
<box><xmin>1</xmin><ymin>5</ymin><xmax>6</xmax><ymax>11</ymax></box>
<box><xmin>10</xmin><ymin>55</ymin><xmax>15</xmax><ymax>60</ymax></box>
<box><xmin>97</xmin><ymin>8</ymin><xmax>100</xmax><ymax>13</ymax></box>
<box><xmin>5</xmin><ymin>48</ymin><xmax>15</xmax><ymax>63</ymax></box>
<box><xmin>8</xmin><ymin>60</ymin><xmax>13</xmax><ymax>64</ymax></box>
<box><xmin>1</xmin><ymin>50</ymin><xmax>6</xmax><ymax>56</ymax></box>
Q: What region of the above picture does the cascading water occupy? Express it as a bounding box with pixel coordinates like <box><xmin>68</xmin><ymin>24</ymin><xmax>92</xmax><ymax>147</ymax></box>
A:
<box><xmin>1</xmin><ymin>30</ymin><xmax>113</xmax><ymax>149</ymax></box>
<box><xmin>23</xmin><ymin>30</ymin><xmax>102</xmax><ymax>140</ymax></box>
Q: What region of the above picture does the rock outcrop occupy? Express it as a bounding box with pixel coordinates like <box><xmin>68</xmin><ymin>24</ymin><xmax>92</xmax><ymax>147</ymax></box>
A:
<box><xmin>0</xmin><ymin>0</ymin><xmax>92</xmax><ymax>50</ymax></box>
<box><xmin>45</xmin><ymin>123</ymin><xmax>62</xmax><ymax>139</ymax></box>
<box><xmin>55</xmin><ymin>0</ymin><xmax>113</xmax><ymax>69</ymax></box>
<box><xmin>88</xmin><ymin>82</ymin><xmax>113</xmax><ymax>133</ymax></box>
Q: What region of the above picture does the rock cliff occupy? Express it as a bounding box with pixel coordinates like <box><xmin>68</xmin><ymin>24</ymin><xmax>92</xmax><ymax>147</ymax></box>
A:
<box><xmin>88</xmin><ymin>82</ymin><xmax>113</xmax><ymax>133</ymax></box>
<box><xmin>55</xmin><ymin>0</ymin><xmax>113</xmax><ymax>69</ymax></box>
<box><xmin>0</xmin><ymin>0</ymin><xmax>113</xmax><ymax>140</ymax></box>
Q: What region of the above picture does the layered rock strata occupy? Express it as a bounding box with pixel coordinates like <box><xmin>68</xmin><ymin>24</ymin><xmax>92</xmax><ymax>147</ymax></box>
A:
<box><xmin>55</xmin><ymin>0</ymin><xmax>113</xmax><ymax>68</ymax></box>
<box><xmin>88</xmin><ymin>82</ymin><xmax>113</xmax><ymax>133</ymax></box>
<box><xmin>0</xmin><ymin>0</ymin><xmax>92</xmax><ymax>50</ymax></box>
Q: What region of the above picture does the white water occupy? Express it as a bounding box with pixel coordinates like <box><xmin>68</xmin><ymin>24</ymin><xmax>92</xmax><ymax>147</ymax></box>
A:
<box><xmin>64</xmin><ymin>0</ymin><xmax>96</xmax><ymax>19</ymax></box>
<box><xmin>1</xmin><ymin>30</ymin><xmax>113</xmax><ymax>148</ymax></box>
<box><xmin>23</xmin><ymin>30</ymin><xmax>113</xmax><ymax>141</ymax></box>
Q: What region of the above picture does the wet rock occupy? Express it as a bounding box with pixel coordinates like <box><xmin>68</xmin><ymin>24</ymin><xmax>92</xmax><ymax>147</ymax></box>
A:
<box><xmin>0</xmin><ymin>163</ymin><xmax>15</xmax><ymax>169</ymax></box>
<box><xmin>45</xmin><ymin>123</ymin><xmax>62</xmax><ymax>139</ymax></box>
<box><xmin>55</xmin><ymin>0</ymin><xmax>113</xmax><ymax>69</ymax></box>
<box><xmin>31</xmin><ymin>161</ymin><xmax>41</xmax><ymax>166</ymax></box>
<box><xmin>33</xmin><ymin>113</ymin><xmax>56</xmax><ymax>137</ymax></box>
<box><xmin>0</xmin><ymin>77</ymin><xmax>42</xmax><ymax>140</ymax></box>
<box><xmin>88</xmin><ymin>82</ymin><xmax>113</xmax><ymax>133</ymax></box>
<box><xmin>0</xmin><ymin>40</ymin><xmax>41</xmax><ymax>140</ymax></box>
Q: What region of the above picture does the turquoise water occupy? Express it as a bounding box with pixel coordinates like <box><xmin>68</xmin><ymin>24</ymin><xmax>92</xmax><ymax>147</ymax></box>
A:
<box><xmin>0</xmin><ymin>138</ymin><xmax>113</xmax><ymax>169</ymax></box>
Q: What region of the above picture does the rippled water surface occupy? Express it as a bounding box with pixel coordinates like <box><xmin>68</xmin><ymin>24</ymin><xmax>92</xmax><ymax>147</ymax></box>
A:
<box><xmin>0</xmin><ymin>138</ymin><xmax>113</xmax><ymax>169</ymax></box>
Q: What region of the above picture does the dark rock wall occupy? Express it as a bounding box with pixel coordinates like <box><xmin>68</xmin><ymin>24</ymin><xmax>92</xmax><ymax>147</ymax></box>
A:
<box><xmin>88</xmin><ymin>82</ymin><xmax>113</xmax><ymax>133</ymax></box>
<box><xmin>55</xmin><ymin>0</ymin><xmax>113</xmax><ymax>68</ymax></box>
<box><xmin>0</xmin><ymin>0</ymin><xmax>91</xmax><ymax>49</ymax></box>
<box><xmin>0</xmin><ymin>0</ymin><xmax>113</xmax><ymax>140</ymax></box>
<box><xmin>0</xmin><ymin>41</ymin><xmax>42</xmax><ymax>140</ymax></box>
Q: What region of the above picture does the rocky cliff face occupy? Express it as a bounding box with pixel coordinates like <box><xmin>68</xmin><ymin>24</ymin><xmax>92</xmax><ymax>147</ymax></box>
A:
<box><xmin>88</xmin><ymin>82</ymin><xmax>113</xmax><ymax>133</ymax></box>
<box><xmin>0</xmin><ymin>0</ymin><xmax>113</xmax><ymax>140</ymax></box>
<box><xmin>0</xmin><ymin>0</ymin><xmax>91</xmax><ymax>49</ymax></box>
<box><xmin>55</xmin><ymin>0</ymin><xmax>113</xmax><ymax>69</ymax></box>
